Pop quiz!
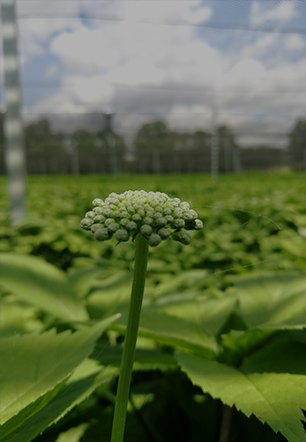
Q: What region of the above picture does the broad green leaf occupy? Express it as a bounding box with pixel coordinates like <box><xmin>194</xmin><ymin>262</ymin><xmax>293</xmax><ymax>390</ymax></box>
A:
<box><xmin>221</xmin><ymin>329</ymin><xmax>275</xmax><ymax>365</ymax></box>
<box><xmin>241</xmin><ymin>338</ymin><xmax>306</xmax><ymax>375</ymax></box>
<box><xmin>67</xmin><ymin>266</ymin><xmax>130</xmax><ymax>299</ymax></box>
<box><xmin>93</xmin><ymin>341</ymin><xmax>177</xmax><ymax>371</ymax></box>
<box><xmin>1</xmin><ymin>359</ymin><xmax>118</xmax><ymax>442</ymax></box>
<box><xmin>0</xmin><ymin>315</ymin><xmax>118</xmax><ymax>428</ymax></box>
<box><xmin>67</xmin><ymin>266</ymin><xmax>106</xmax><ymax>298</ymax></box>
<box><xmin>87</xmin><ymin>273</ymin><xmax>132</xmax><ymax>318</ymax></box>
<box><xmin>111</xmin><ymin>309</ymin><xmax>218</xmax><ymax>358</ymax></box>
<box><xmin>0</xmin><ymin>254</ymin><xmax>88</xmax><ymax>321</ymax></box>
<box><xmin>145</xmin><ymin>270</ymin><xmax>208</xmax><ymax>299</ymax></box>
<box><xmin>0</xmin><ymin>379</ymin><xmax>68</xmax><ymax>440</ymax></box>
<box><xmin>235</xmin><ymin>272</ymin><xmax>306</xmax><ymax>329</ymax></box>
<box><xmin>55</xmin><ymin>423</ymin><xmax>89</xmax><ymax>442</ymax></box>
<box><xmin>178</xmin><ymin>352</ymin><xmax>306</xmax><ymax>442</ymax></box>
<box><xmin>0</xmin><ymin>297</ymin><xmax>43</xmax><ymax>337</ymax></box>
<box><xmin>156</xmin><ymin>292</ymin><xmax>237</xmax><ymax>336</ymax></box>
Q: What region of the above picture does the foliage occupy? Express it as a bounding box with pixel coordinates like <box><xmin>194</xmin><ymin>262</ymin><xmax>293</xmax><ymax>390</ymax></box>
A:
<box><xmin>71</xmin><ymin>129</ymin><xmax>97</xmax><ymax>150</ymax></box>
<box><xmin>134</xmin><ymin>120</ymin><xmax>172</xmax><ymax>153</ymax></box>
<box><xmin>24</xmin><ymin>119</ymin><xmax>63</xmax><ymax>151</ymax></box>
<box><xmin>0</xmin><ymin>172</ymin><xmax>306</xmax><ymax>441</ymax></box>
<box><xmin>289</xmin><ymin>119</ymin><xmax>306</xmax><ymax>167</ymax></box>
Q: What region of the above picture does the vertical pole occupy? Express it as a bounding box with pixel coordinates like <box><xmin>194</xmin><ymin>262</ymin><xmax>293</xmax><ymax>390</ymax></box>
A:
<box><xmin>211</xmin><ymin>106</ymin><xmax>219</xmax><ymax>180</ymax></box>
<box><xmin>104</xmin><ymin>113</ymin><xmax>118</xmax><ymax>174</ymax></box>
<box><xmin>232</xmin><ymin>145</ymin><xmax>242</xmax><ymax>173</ymax></box>
<box><xmin>224</xmin><ymin>134</ymin><xmax>231</xmax><ymax>173</ymax></box>
<box><xmin>1</xmin><ymin>0</ymin><xmax>26</xmax><ymax>224</ymax></box>
<box><xmin>108</xmin><ymin>134</ymin><xmax>118</xmax><ymax>174</ymax></box>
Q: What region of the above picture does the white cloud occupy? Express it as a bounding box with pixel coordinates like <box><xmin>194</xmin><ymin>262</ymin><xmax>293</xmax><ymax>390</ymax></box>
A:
<box><xmin>250</xmin><ymin>0</ymin><xmax>299</xmax><ymax>27</ymax></box>
<box><xmin>17</xmin><ymin>18</ymin><xmax>82</xmax><ymax>61</ymax></box>
<box><xmin>238</xmin><ymin>33</ymin><xmax>279</xmax><ymax>60</ymax></box>
<box><xmin>284</xmin><ymin>34</ymin><xmax>305</xmax><ymax>50</ymax></box>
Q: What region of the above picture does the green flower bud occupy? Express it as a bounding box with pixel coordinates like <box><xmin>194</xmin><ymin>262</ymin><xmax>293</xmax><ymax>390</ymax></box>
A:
<box><xmin>126</xmin><ymin>221</ymin><xmax>138</xmax><ymax>231</ymax></box>
<box><xmin>94</xmin><ymin>228</ymin><xmax>110</xmax><ymax>241</ymax></box>
<box><xmin>173</xmin><ymin>218</ymin><xmax>185</xmax><ymax>229</ymax></box>
<box><xmin>85</xmin><ymin>211</ymin><xmax>95</xmax><ymax>219</ymax></box>
<box><xmin>140</xmin><ymin>224</ymin><xmax>153</xmax><ymax>238</ymax></box>
<box><xmin>80</xmin><ymin>218</ymin><xmax>94</xmax><ymax>230</ymax></box>
<box><xmin>132</xmin><ymin>213</ymin><xmax>142</xmax><ymax>222</ymax></box>
<box><xmin>115</xmin><ymin>229</ymin><xmax>130</xmax><ymax>242</ymax></box>
<box><xmin>92</xmin><ymin>198</ymin><xmax>103</xmax><ymax>206</ymax></box>
<box><xmin>187</xmin><ymin>209</ymin><xmax>198</xmax><ymax>220</ymax></box>
<box><xmin>120</xmin><ymin>210</ymin><xmax>129</xmax><ymax>218</ymax></box>
<box><xmin>195</xmin><ymin>219</ymin><xmax>203</xmax><ymax>230</ymax></box>
<box><xmin>93</xmin><ymin>207</ymin><xmax>104</xmax><ymax>214</ymax></box>
<box><xmin>180</xmin><ymin>202</ymin><xmax>190</xmax><ymax>210</ymax></box>
<box><xmin>153</xmin><ymin>212</ymin><xmax>163</xmax><ymax>219</ymax></box>
<box><xmin>120</xmin><ymin>218</ymin><xmax>129</xmax><ymax>227</ymax></box>
<box><xmin>93</xmin><ymin>214</ymin><xmax>105</xmax><ymax>223</ymax></box>
<box><xmin>155</xmin><ymin>217</ymin><xmax>167</xmax><ymax>228</ymax></box>
<box><xmin>165</xmin><ymin>215</ymin><xmax>174</xmax><ymax>223</ymax></box>
<box><xmin>172</xmin><ymin>230</ymin><xmax>191</xmax><ymax>245</ymax></box>
<box><xmin>91</xmin><ymin>223</ymin><xmax>102</xmax><ymax>232</ymax></box>
<box><xmin>102</xmin><ymin>207</ymin><xmax>113</xmax><ymax>217</ymax></box>
<box><xmin>108</xmin><ymin>222</ymin><xmax>120</xmax><ymax>233</ymax></box>
<box><xmin>158</xmin><ymin>227</ymin><xmax>170</xmax><ymax>239</ymax></box>
<box><xmin>105</xmin><ymin>218</ymin><xmax>114</xmax><ymax>226</ymax></box>
<box><xmin>148</xmin><ymin>233</ymin><xmax>162</xmax><ymax>247</ymax></box>
<box><xmin>143</xmin><ymin>217</ymin><xmax>153</xmax><ymax>225</ymax></box>
<box><xmin>163</xmin><ymin>208</ymin><xmax>172</xmax><ymax>216</ymax></box>
<box><xmin>173</xmin><ymin>208</ymin><xmax>183</xmax><ymax>218</ymax></box>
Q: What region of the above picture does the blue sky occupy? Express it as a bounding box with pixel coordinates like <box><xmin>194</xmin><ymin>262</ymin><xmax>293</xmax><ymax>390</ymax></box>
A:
<box><xmin>1</xmin><ymin>0</ymin><xmax>306</xmax><ymax>146</ymax></box>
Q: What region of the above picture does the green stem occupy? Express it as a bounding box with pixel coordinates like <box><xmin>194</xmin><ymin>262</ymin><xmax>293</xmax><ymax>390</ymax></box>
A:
<box><xmin>110</xmin><ymin>233</ymin><xmax>149</xmax><ymax>442</ymax></box>
<box><xmin>218</xmin><ymin>405</ymin><xmax>234</xmax><ymax>442</ymax></box>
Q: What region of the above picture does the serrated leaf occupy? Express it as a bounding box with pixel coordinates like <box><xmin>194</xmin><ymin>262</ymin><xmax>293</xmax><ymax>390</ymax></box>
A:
<box><xmin>0</xmin><ymin>297</ymin><xmax>43</xmax><ymax>337</ymax></box>
<box><xmin>93</xmin><ymin>342</ymin><xmax>177</xmax><ymax>372</ymax></box>
<box><xmin>178</xmin><ymin>352</ymin><xmax>306</xmax><ymax>442</ymax></box>
<box><xmin>241</xmin><ymin>339</ymin><xmax>306</xmax><ymax>375</ymax></box>
<box><xmin>55</xmin><ymin>423</ymin><xmax>89</xmax><ymax>442</ymax></box>
<box><xmin>1</xmin><ymin>359</ymin><xmax>118</xmax><ymax>442</ymax></box>
<box><xmin>0</xmin><ymin>378</ymin><xmax>68</xmax><ymax>440</ymax></box>
<box><xmin>0</xmin><ymin>254</ymin><xmax>88</xmax><ymax>321</ymax></box>
<box><xmin>145</xmin><ymin>270</ymin><xmax>208</xmax><ymax>299</ymax></box>
<box><xmin>235</xmin><ymin>272</ymin><xmax>306</xmax><ymax>329</ymax></box>
<box><xmin>67</xmin><ymin>266</ymin><xmax>130</xmax><ymax>299</ymax></box>
<box><xmin>0</xmin><ymin>315</ymin><xmax>118</xmax><ymax>430</ymax></box>
<box><xmin>111</xmin><ymin>309</ymin><xmax>218</xmax><ymax>358</ymax></box>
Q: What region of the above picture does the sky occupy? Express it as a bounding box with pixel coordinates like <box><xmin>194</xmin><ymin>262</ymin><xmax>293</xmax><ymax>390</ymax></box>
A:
<box><xmin>1</xmin><ymin>0</ymin><xmax>306</xmax><ymax>147</ymax></box>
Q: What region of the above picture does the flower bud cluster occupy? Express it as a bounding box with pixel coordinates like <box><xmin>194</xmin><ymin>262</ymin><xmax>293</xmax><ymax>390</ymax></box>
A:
<box><xmin>80</xmin><ymin>190</ymin><xmax>203</xmax><ymax>247</ymax></box>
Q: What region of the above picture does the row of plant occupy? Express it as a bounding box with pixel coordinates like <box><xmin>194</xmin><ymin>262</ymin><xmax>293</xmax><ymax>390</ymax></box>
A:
<box><xmin>0</xmin><ymin>172</ymin><xmax>305</xmax><ymax>275</ymax></box>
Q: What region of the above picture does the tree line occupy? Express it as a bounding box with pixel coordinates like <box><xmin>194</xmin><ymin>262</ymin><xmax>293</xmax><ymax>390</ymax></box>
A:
<box><xmin>0</xmin><ymin>113</ymin><xmax>305</xmax><ymax>168</ymax></box>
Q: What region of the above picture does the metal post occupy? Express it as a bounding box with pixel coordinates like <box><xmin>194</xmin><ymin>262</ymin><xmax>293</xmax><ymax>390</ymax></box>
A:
<box><xmin>103</xmin><ymin>112</ymin><xmax>118</xmax><ymax>174</ymax></box>
<box><xmin>232</xmin><ymin>145</ymin><xmax>242</xmax><ymax>173</ymax></box>
<box><xmin>64</xmin><ymin>135</ymin><xmax>79</xmax><ymax>175</ymax></box>
<box><xmin>1</xmin><ymin>0</ymin><xmax>26</xmax><ymax>224</ymax></box>
<box><xmin>211</xmin><ymin>106</ymin><xmax>219</xmax><ymax>180</ymax></box>
<box><xmin>224</xmin><ymin>134</ymin><xmax>232</xmax><ymax>173</ymax></box>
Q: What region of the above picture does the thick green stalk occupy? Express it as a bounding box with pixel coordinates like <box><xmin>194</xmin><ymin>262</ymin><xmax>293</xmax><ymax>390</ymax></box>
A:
<box><xmin>110</xmin><ymin>233</ymin><xmax>149</xmax><ymax>442</ymax></box>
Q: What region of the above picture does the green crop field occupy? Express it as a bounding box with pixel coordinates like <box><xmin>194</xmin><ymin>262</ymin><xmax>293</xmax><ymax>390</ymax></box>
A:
<box><xmin>0</xmin><ymin>171</ymin><xmax>306</xmax><ymax>442</ymax></box>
